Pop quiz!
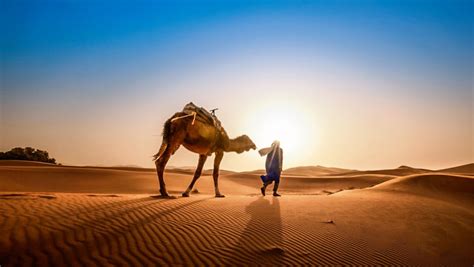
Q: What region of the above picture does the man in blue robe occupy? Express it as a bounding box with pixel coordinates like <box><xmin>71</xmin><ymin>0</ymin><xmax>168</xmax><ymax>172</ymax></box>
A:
<box><xmin>259</xmin><ymin>141</ymin><xmax>283</xmax><ymax>197</ymax></box>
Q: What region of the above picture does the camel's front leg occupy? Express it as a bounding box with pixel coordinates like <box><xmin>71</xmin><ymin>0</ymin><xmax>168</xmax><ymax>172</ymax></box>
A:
<box><xmin>213</xmin><ymin>151</ymin><xmax>225</xmax><ymax>198</ymax></box>
<box><xmin>182</xmin><ymin>154</ymin><xmax>207</xmax><ymax>197</ymax></box>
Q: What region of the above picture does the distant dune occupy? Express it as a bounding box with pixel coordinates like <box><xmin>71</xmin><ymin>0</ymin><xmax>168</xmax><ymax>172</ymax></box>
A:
<box><xmin>334</xmin><ymin>165</ymin><xmax>431</xmax><ymax>177</ymax></box>
<box><xmin>283</xmin><ymin>165</ymin><xmax>354</xmax><ymax>176</ymax></box>
<box><xmin>437</xmin><ymin>163</ymin><xmax>474</xmax><ymax>175</ymax></box>
<box><xmin>1</xmin><ymin>160</ymin><xmax>473</xmax><ymax>265</ymax></box>
<box><xmin>372</xmin><ymin>173</ymin><xmax>474</xmax><ymax>204</ymax></box>
<box><xmin>374</xmin><ymin>173</ymin><xmax>474</xmax><ymax>194</ymax></box>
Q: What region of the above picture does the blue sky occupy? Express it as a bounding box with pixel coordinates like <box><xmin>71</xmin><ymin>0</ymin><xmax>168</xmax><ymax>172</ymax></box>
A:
<box><xmin>1</xmin><ymin>0</ymin><xmax>473</xmax><ymax>170</ymax></box>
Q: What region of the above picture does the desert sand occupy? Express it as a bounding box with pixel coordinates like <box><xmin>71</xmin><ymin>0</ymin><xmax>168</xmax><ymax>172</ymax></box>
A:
<box><xmin>0</xmin><ymin>160</ymin><xmax>473</xmax><ymax>266</ymax></box>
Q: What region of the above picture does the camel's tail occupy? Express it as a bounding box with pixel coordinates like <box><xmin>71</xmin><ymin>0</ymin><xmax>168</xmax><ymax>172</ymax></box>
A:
<box><xmin>153</xmin><ymin>118</ymin><xmax>172</xmax><ymax>161</ymax></box>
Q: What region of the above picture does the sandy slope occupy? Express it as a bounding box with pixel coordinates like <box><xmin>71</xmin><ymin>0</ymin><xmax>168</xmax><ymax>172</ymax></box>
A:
<box><xmin>437</xmin><ymin>163</ymin><xmax>474</xmax><ymax>175</ymax></box>
<box><xmin>0</xmin><ymin>161</ymin><xmax>473</xmax><ymax>266</ymax></box>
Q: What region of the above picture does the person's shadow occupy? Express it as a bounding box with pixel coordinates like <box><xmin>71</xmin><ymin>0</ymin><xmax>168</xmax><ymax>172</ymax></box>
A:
<box><xmin>225</xmin><ymin>197</ymin><xmax>284</xmax><ymax>265</ymax></box>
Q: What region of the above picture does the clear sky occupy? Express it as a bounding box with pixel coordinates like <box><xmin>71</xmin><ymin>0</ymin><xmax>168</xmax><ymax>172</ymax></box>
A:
<box><xmin>1</xmin><ymin>0</ymin><xmax>473</xmax><ymax>171</ymax></box>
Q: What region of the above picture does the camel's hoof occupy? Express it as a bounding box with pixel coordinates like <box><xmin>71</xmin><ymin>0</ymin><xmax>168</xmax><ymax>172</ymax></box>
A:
<box><xmin>182</xmin><ymin>192</ymin><xmax>190</xmax><ymax>197</ymax></box>
<box><xmin>215</xmin><ymin>194</ymin><xmax>225</xmax><ymax>198</ymax></box>
<box><xmin>159</xmin><ymin>190</ymin><xmax>174</xmax><ymax>198</ymax></box>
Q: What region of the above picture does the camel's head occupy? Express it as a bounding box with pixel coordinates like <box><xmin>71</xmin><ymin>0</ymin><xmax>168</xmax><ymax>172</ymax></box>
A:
<box><xmin>233</xmin><ymin>135</ymin><xmax>256</xmax><ymax>154</ymax></box>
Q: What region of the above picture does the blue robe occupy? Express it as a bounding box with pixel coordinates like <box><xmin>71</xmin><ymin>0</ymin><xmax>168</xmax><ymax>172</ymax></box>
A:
<box><xmin>260</xmin><ymin>148</ymin><xmax>283</xmax><ymax>184</ymax></box>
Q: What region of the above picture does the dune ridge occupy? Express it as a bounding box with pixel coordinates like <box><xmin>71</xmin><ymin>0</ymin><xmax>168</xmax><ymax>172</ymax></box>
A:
<box><xmin>437</xmin><ymin>163</ymin><xmax>474</xmax><ymax>175</ymax></box>
<box><xmin>371</xmin><ymin>173</ymin><xmax>474</xmax><ymax>206</ymax></box>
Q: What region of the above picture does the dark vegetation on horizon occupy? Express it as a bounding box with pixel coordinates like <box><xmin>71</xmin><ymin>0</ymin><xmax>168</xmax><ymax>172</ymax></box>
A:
<box><xmin>0</xmin><ymin>147</ymin><xmax>57</xmax><ymax>164</ymax></box>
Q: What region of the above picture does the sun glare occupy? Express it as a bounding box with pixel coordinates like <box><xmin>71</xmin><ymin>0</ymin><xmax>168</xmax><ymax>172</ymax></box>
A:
<box><xmin>245</xmin><ymin>102</ymin><xmax>316</xmax><ymax>164</ymax></box>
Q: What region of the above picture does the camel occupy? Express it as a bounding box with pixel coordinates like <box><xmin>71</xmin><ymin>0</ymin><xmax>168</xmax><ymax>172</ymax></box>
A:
<box><xmin>153</xmin><ymin>103</ymin><xmax>256</xmax><ymax>198</ymax></box>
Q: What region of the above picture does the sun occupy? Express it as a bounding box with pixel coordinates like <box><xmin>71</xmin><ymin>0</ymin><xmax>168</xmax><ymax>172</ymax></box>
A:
<box><xmin>244</xmin><ymin>102</ymin><xmax>315</xmax><ymax>160</ymax></box>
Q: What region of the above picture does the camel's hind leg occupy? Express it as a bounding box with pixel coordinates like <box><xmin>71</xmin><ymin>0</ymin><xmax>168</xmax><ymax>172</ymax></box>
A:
<box><xmin>155</xmin><ymin>149</ymin><xmax>172</xmax><ymax>197</ymax></box>
<box><xmin>154</xmin><ymin>135</ymin><xmax>183</xmax><ymax>197</ymax></box>
<box><xmin>182</xmin><ymin>154</ymin><xmax>207</xmax><ymax>197</ymax></box>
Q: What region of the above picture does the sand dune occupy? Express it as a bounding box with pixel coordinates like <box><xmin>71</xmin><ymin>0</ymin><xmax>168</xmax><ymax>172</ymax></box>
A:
<box><xmin>372</xmin><ymin>173</ymin><xmax>474</xmax><ymax>205</ymax></box>
<box><xmin>1</xmin><ymin>161</ymin><xmax>473</xmax><ymax>265</ymax></box>
<box><xmin>437</xmin><ymin>163</ymin><xmax>474</xmax><ymax>175</ymax></box>
<box><xmin>283</xmin><ymin>165</ymin><xmax>354</xmax><ymax>176</ymax></box>
<box><xmin>374</xmin><ymin>173</ymin><xmax>474</xmax><ymax>194</ymax></box>
<box><xmin>335</xmin><ymin>165</ymin><xmax>430</xmax><ymax>177</ymax></box>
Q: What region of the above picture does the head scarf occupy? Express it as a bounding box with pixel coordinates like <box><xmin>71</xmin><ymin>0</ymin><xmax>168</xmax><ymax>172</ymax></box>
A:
<box><xmin>258</xmin><ymin>140</ymin><xmax>280</xmax><ymax>157</ymax></box>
